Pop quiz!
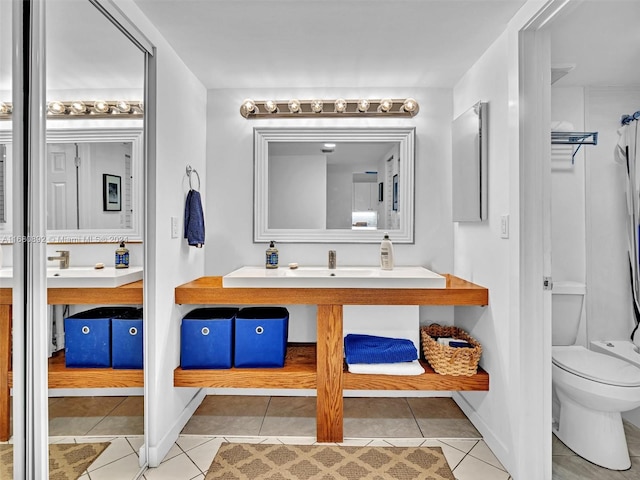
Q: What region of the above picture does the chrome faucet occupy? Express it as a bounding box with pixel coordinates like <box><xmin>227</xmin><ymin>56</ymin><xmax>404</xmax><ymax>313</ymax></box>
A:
<box><xmin>328</xmin><ymin>250</ymin><xmax>337</xmax><ymax>269</ymax></box>
<box><xmin>47</xmin><ymin>250</ymin><xmax>70</xmax><ymax>269</ymax></box>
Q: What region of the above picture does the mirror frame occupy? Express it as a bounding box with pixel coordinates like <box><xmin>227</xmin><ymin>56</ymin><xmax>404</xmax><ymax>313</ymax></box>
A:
<box><xmin>0</xmin><ymin>127</ymin><xmax>143</xmax><ymax>243</ymax></box>
<box><xmin>254</xmin><ymin>126</ymin><xmax>415</xmax><ymax>243</ymax></box>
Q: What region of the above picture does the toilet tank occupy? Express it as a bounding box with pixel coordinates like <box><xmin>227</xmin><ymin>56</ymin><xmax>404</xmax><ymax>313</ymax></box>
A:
<box><xmin>552</xmin><ymin>281</ymin><xmax>586</xmax><ymax>346</ymax></box>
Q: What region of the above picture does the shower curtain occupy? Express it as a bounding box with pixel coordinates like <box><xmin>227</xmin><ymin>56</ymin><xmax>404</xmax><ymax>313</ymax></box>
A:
<box><xmin>615</xmin><ymin>118</ymin><xmax>640</xmax><ymax>340</ymax></box>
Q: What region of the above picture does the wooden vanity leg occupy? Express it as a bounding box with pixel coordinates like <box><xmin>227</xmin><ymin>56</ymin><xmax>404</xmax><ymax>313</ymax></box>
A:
<box><xmin>0</xmin><ymin>305</ymin><xmax>11</xmax><ymax>442</ymax></box>
<box><xmin>316</xmin><ymin>304</ymin><xmax>343</xmax><ymax>443</ymax></box>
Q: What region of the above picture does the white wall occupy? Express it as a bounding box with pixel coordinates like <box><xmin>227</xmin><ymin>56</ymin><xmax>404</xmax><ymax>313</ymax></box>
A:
<box><xmin>585</xmin><ymin>87</ymin><xmax>640</xmax><ymax>343</ymax></box>
<box><xmin>552</xmin><ymin>87</ymin><xmax>640</xmax><ymax>345</ymax></box>
<box><xmin>113</xmin><ymin>0</ymin><xmax>208</xmax><ymax>467</ymax></box>
<box><xmin>204</xmin><ymin>87</ymin><xmax>456</xmax><ymax>340</ymax></box>
<box><xmin>327</xmin><ymin>163</ymin><xmax>353</xmax><ymax>229</ymax></box>
<box><xmin>550</xmin><ymin>87</ymin><xmax>586</xmax><ymax>287</ymax></box>
<box><xmin>75</xmin><ymin>142</ymin><xmax>129</xmax><ymax>230</ymax></box>
<box><xmin>452</xmin><ymin>31</ymin><xmax>516</xmax><ymax>474</ymax></box>
<box><xmin>269</xmin><ymin>154</ymin><xmax>326</xmax><ymax>229</ymax></box>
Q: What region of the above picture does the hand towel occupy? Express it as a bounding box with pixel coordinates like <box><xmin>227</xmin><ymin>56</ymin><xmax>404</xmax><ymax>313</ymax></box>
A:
<box><xmin>347</xmin><ymin>360</ymin><xmax>425</xmax><ymax>376</ymax></box>
<box><xmin>184</xmin><ymin>189</ymin><xmax>205</xmax><ymax>247</ymax></box>
<box><xmin>344</xmin><ymin>333</ymin><xmax>418</xmax><ymax>364</ymax></box>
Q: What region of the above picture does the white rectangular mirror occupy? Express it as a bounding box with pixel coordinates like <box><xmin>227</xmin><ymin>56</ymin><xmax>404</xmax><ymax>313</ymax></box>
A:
<box><xmin>254</xmin><ymin>127</ymin><xmax>415</xmax><ymax>243</ymax></box>
<box><xmin>452</xmin><ymin>101</ymin><xmax>488</xmax><ymax>222</ymax></box>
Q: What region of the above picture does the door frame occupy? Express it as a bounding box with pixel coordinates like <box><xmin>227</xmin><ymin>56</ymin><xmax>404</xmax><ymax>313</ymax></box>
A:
<box><xmin>516</xmin><ymin>1</ymin><xmax>570</xmax><ymax>478</ymax></box>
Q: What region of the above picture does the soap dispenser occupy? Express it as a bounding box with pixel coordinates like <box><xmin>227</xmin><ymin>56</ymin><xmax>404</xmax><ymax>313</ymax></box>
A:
<box><xmin>115</xmin><ymin>241</ymin><xmax>130</xmax><ymax>269</ymax></box>
<box><xmin>265</xmin><ymin>240</ymin><xmax>279</xmax><ymax>269</ymax></box>
<box><xmin>380</xmin><ymin>232</ymin><xmax>394</xmax><ymax>270</ymax></box>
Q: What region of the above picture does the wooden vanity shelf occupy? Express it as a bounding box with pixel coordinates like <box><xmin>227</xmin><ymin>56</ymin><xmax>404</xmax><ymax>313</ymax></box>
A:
<box><xmin>174</xmin><ymin>344</ymin><xmax>317</xmax><ymax>389</ymax></box>
<box><xmin>8</xmin><ymin>351</ymin><xmax>144</xmax><ymax>389</ymax></box>
<box><xmin>173</xmin><ymin>274</ymin><xmax>489</xmax><ymax>443</ymax></box>
<box><xmin>173</xmin><ymin>343</ymin><xmax>489</xmax><ymax>391</ymax></box>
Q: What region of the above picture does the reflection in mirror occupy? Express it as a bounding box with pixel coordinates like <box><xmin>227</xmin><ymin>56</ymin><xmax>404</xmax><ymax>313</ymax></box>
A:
<box><xmin>47</xmin><ymin>141</ymin><xmax>132</xmax><ymax>230</ymax></box>
<box><xmin>45</xmin><ymin>0</ymin><xmax>145</xmax><ymax>244</ymax></box>
<box><xmin>452</xmin><ymin>101</ymin><xmax>488</xmax><ymax>222</ymax></box>
<box><xmin>255</xmin><ymin>127</ymin><xmax>415</xmax><ymax>243</ymax></box>
<box><xmin>43</xmin><ymin>0</ymin><xmax>147</xmax><ymax>472</ymax></box>
<box><xmin>0</xmin><ymin>128</ymin><xmax>143</xmax><ymax>242</ymax></box>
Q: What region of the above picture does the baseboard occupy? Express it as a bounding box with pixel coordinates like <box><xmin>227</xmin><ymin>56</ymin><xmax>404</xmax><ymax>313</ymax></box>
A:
<box><xmin>453</xmin><ymin>392</ymin><xmax>512</xmax><ymax>474</ymax></box>
<box><xmin>147</xmin><ymin>389</ymin><xmax>205</xmax><ymax>467</ymax></box>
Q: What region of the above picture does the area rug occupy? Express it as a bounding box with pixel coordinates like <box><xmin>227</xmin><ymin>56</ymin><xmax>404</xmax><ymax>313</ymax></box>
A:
<box><xmin>205</xmin><ymin>442</ymin><xmax>456</xmax><ymax>480</ymax></box>
<box><xmin>0</xmin><ymin>442</ymin><xmax>110</xmax><ymax>480</ymax></box>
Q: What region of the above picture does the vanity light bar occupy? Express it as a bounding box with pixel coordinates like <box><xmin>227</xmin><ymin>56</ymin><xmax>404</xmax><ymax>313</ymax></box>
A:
<box><xmin>0</xmin><ymin>101</ymin><xmax>144</xmax><ymax>120</ymax></box>
<box><xmin>239</xmin><ymin>98</ymin><xmax>419</xmax><ymax>119</ymax></box>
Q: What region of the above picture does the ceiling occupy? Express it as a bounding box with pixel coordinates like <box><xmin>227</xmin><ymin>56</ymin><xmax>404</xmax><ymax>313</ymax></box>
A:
<box><xmin>270</xmin><ymin>141</ymin><xmax>396</xmax><ymax>167</ymax></box>
<box><xmin>1</xmin><ymin>1</ymin><xmax>637</xmax><ymax>96</ymax></box>
<box><xmin>130</xmin><ymin>0</ymin><xmax>639</xmax><ymax>90</ymax></box>
<box><xmin>549</xmin><ymin>0</ymin><xmax>640</xmax><ymax>87</ymax></box>
<box><xmin>132</xmin><ymin>0</ymin><xmax>528</xmax><ymax>89</ymax></box>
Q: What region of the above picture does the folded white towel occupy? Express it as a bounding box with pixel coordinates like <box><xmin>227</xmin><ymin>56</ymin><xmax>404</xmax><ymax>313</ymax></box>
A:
<box><xmin>347</xmin><ymin>360</ymin><xmax>425</xmax><ymax>376</ymax></box>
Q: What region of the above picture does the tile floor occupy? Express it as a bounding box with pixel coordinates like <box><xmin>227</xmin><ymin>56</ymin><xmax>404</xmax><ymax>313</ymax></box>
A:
<box><xmin>6</xmin><ymin>395</ymin><xmax>640</xmax><ymax>478</ymax></box>
<box><xmin>46</xmin><ymin>395</ymin><xmax>512</xmax><ymax>480</ymax></box>
<box><xmin>552</xmin><ymin>422</ymin><xmax>640</xmax><ymax>479</ymax></box>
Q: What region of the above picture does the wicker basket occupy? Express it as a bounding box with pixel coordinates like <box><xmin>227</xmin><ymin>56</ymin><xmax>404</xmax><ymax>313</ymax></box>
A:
<box><xmin>420</xmin><ymin>324</ymin><xmax>482</xmax><ymax>376</ymax></box>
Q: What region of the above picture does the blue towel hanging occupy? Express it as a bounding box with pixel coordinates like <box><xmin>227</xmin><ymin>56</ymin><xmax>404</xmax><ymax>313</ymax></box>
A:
<box><xmin>184</xmin><ymin>189</ymin><xmax>205</xmax><ymax>247</ymax></box>
<box><xmin>344</xmin><ymin>333</ymin><xmax>418</xmax><ymax>364</ymax></box>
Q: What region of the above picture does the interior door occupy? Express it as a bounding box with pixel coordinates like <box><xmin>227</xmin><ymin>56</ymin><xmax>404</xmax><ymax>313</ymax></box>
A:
<box><xmin>46</xmin><ymin>143</ymin><xmax>78</xmax><ymax>230</ymax></box>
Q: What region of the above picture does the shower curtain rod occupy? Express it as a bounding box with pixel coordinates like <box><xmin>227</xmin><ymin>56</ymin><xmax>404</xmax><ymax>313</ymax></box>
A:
<box><xmin>621</xmin><ymin>111</ymin><xmax>640</xmax><ymax>125</ymax></box>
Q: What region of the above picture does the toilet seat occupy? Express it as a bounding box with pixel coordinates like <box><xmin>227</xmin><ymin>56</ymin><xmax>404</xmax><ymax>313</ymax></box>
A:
<box><xmin>552</xmin><ymin>346</ymin><xmax>640</xmax><ymax>387</ymax></box>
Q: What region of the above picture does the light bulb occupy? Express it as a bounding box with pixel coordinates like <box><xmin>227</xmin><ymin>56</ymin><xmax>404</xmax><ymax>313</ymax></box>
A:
<box><xmin>93</xmin><ymin>100</ymin><xmax>110</xmax><ymax>114</ymax></box>
<box><xmin>240</xmin><ymin>99</ymin><xmax>257</xmax><ymax>117</ymax></box>
<box><xmin>357</xmin><ymin>99</ymin><xmax>370</xmax><ymax>112</ymax></box>
<box><xmin>115</xmin><ymin>100</ymin><xmax>131</xmax><ymax>113</ymax></box>
<box><xmin>310</xmin><ymin>99</ymin><xmax>323</xmax><ymax>113</ymax></box>
<box><xmin>69</xmin><ymin>101</ymin><xmax>86</xmax><ymax>114</ymax></box>
<box><xmin>264</xmin><ymin>100</ymin><xmax>279</xmax><ymax>113</ymax></box>
<box><xmin>288</xmin><ymin>99</ymin><xmax>301</xmax><ymax>113</ymax></box>
<box><xmin>48</xmin><ymin>101</ymin><xmax>66</xmax><ymax>115</ymax></box>
<box><xmin>334</xmin><ymin>99</ymin><xmax>347</xmax><ymax>113</ymax></box>
<box><xmin>377</xmin><ymin>98</ymin><xmax>393</xmax><ymax>113</ymax></box>
<box><xmin>402</xmin><ymin>98</ymin><xmax>419</xmax><ymax>114</ymax></box>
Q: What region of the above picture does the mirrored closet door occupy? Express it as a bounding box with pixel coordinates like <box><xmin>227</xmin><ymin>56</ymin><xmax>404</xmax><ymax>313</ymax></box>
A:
<box><xmin>5</xmin><ymin>0</ymin><xmax>153</xmax><ymax>476</ymax></box>
<box><xmin>47</xmin><ymin>0</ymin><xmax>150</xmax><ymax>478</ymax></box>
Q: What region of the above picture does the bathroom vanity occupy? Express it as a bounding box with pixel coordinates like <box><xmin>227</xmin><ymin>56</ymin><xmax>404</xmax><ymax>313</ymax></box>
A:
<box><xmin>0</xmin><ymin>280</ymin><xmax>143</xmax><ymax>442</ymax></box>
<box><xmin>173</xmin><ymin>272</ymin><xmax>489</xmax><ymax>443</ymax></box>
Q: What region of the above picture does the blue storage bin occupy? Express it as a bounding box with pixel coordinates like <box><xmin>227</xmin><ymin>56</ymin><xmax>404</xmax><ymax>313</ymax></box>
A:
<box><xmin>234</xmin><ymin>307</ymin><xmax>289</xmax><ymax>368</ymax></box>
<box><xmin>112</xmin><ymin>308</ymin><xmax>144</xmax><ymax>369</ymax></box>
<box><xmin>64</xmin><ymin>307</ymin><xmax>137</xmax><ymax>368</ymax></box>
<box><xmin>180</xmin><ymin>307</ymin><xmax>239</xmax><ymax>369</ymax></box>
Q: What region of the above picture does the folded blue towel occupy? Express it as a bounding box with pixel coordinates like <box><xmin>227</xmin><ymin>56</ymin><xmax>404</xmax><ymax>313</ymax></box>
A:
<box><xmin>184</xmin><ymin>189</ymin><xmax>205</xmax><ymax>248</ymax></box>
<box><xmin>344</xmin><ymin>334</ymin><xmax>418</xmax><ymax>364</ymax></box>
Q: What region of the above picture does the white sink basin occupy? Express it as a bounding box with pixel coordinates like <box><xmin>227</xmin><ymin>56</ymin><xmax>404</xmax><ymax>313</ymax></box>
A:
<box><xmin>47</xmin><ymin>266</ymin><xmax>143</xmax><ymax>288</ymax></box>
<box><xmin>223</xmin><ymin>266</ymin><xmax>446</xmax><ymax>289</ymax></box>
<box><xmin>0</xmin><ymin>266</ymin><xmax>143</xmax><ymax>288</ymax></box>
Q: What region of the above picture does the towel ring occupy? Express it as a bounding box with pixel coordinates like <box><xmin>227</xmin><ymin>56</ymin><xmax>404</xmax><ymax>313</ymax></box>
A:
<box><xmin>186</xmin><ymin>165</ymin><xmax>201</xmax><ymax>191</ymax></box>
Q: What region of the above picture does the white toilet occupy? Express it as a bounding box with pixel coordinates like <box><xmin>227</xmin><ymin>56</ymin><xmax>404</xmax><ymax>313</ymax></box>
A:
<box><xmin>552</xmin><ymin>281</ymin><xmax>640</xmax><ymax>470</ymax></box>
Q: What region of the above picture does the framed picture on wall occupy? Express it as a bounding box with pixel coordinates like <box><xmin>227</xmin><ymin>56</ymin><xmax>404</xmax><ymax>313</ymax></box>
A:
<box><xmin>103</xmin><ymin>174</ymin><xmax>122</xmax><ymax>211</ymax></box>
<box><xmin>392</xmin><ymin>174</ymin><xmax>399</xmax><ymax>211</ymax></box>
<box><xmin>378</xmin><ymin>182</ymin><xmax>384</xmax><ymax>202</ymax></box>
